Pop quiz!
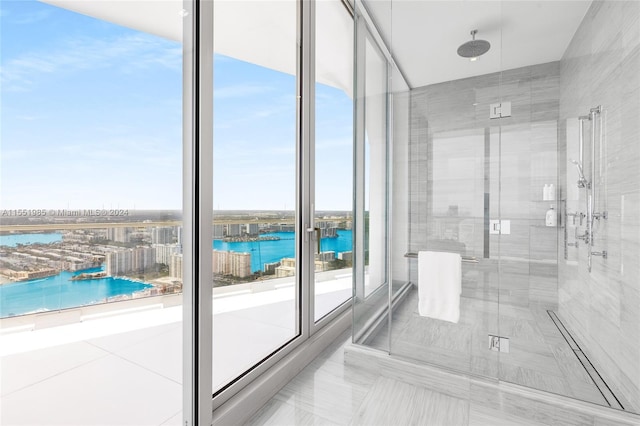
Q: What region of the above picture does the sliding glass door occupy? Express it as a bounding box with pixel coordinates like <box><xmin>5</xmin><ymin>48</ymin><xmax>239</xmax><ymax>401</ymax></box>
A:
<box><xmin>0</xmin><ymin>1</ymin><xmax>186</xmax><ymax>424</ymax></box>
<box><xmin>312</xmin><ymin>0</ymin><xmax>354</xmax><ymax>323</ymax></box>
<box><xmin>209</xmin><ymin>0</ymin><xmax>354</xmax><ymax>404</ymax></box>
<box><xmin>211</xmin><ymin>0</ymin><xmax>300</xmax><ymax>395</ymax></box>
<box><xmin>0</xmin><ymin>2</ymin><xmax>355</xmax><ymax>423</ymax></box>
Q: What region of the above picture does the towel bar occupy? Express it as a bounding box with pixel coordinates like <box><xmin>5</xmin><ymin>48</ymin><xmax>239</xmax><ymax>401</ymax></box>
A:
<box><xmin>404</xmin><ymin>252</ymin><xmax>479</xmax><ymax>264</ymax></box>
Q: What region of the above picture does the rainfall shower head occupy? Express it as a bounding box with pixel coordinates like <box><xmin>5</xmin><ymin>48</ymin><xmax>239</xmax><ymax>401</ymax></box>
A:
<box><xmin>457</xmin><ymin>30</ymin><xmax>491</xmax><ymax>60</ymax></box>
<box><xmin>570</xmin><ymin>159</ymin><xmax>588</xmax><ymax>188</ymax></box>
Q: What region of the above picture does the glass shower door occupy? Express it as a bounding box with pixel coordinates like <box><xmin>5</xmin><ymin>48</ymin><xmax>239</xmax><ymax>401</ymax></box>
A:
<box><xmin>394</xmin><ymin>123</ymin><xmax>501</xmax><ymax>379</ymax></box>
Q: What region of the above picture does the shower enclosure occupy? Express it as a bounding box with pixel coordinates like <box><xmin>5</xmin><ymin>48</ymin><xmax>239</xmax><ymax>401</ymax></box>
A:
<box><xmin>352</xmin><ymin>0</ymin><xmax>640</xmax><ymax>416</ymax></box>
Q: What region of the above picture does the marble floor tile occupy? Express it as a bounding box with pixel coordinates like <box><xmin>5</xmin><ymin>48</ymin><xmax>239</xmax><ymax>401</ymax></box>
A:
<box><xmin>349</xmin><ymin>376</ymin><xmax>469</xmax><ymax>426</ymax></box>
<box><xmin>247</xmin><ymin>398</ymin><xmax>340</xmax><ymax>426</ymax></box>
<box><xmin>273</xmin><ymin>358</ymin><xmax>374</xmax><ymax>425</ymax></box>
<box><xmin>247</xmin><ymin>331</ymin><xmax>640</xmax><ymax>426</ymax></box>
<box><xmin>374</xmin><ymin>287</ymin><xmax>610</xmax><ymax>410</ymax></box>
<box><xmin>470</xmin><ymin>383</ymin><xmax>594</xmax><ymax>426</ymax></box>
<box><xmin>499</xmin><ymin>363</ymin><xmax>569</xmax><ymax>396</ymax></box>
<box><xmin>468</xmin><ymin>404</ymin><xmax>542</xmax><ymax>426</ymax></box>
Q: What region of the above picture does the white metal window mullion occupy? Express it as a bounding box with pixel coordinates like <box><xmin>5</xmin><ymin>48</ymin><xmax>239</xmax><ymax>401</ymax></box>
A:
<box><xmin>183</xmin><ymin>0</ymin><xmax>213</xmax><ymax>425</ymax></box>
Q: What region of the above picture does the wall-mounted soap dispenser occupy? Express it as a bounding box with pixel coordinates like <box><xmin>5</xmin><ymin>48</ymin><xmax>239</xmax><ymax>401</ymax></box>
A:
<box><xmin>545</xmin><ymin>205</ymin><xmax>557</xmax><ymax>227</ymax></box>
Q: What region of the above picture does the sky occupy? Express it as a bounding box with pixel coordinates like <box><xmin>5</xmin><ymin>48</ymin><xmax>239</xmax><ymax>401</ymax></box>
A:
<box><xmin>0</xmin><ymin>1</ymin><xmax>353</xmax><ymax>211</ymax></box>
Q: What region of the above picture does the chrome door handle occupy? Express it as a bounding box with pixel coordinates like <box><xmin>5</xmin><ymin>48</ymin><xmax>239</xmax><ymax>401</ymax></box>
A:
<box><xmin>306</xmin><ymin>227</ymin><xmax>321</xmax><ymax>253</ymax></box>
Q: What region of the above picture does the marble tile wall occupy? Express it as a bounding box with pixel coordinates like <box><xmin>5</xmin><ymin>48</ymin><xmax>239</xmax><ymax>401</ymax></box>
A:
<box><xmin>409</xmin><ymin>62</ymin><xmax>560</xmax><ymax>307</ymax></box>
<box><xmin>558</xmin><ymin>0</ymin><xmax>640</xmax><ymax>413</ymax></box>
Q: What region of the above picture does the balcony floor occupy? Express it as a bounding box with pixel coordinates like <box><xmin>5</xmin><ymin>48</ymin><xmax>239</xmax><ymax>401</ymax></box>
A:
<box><xmin>0</xmin><ymin>273</ymin><xmax>351</xmax><ymax>426</ymax></box>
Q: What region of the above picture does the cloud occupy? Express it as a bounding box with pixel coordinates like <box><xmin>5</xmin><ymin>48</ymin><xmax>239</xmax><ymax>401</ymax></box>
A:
<box><xmin>1</xmin><ymin>33</ymin><xmax>181</xmax><ymax>92</ymax></box>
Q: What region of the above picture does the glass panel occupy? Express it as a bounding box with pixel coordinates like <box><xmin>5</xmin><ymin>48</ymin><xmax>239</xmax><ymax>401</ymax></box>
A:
<box><xmin>313</xmin><ymin>0</ymin><xmax>354</xmax><ymax>322</ymax></box>
<box><xmin>386</xmin><ymin>0</ymin><xmax>501</xmax><ymax>378</ymax></box>
<box><xmin>0</xmin><ymin>1</ymin><xmax>184</xmax><ymax>423</ymax></box>
<box><xmin>362</xmin><ymin>33</ymin><xmax>389</xmax><ymax>300</ymax></box>
<box><xmin>352</xmin><ymin>7</ymin><xmax>391</xmax><ymax>351</ymax></box>
<box><xmin>388</xmin><ymin>62</ymin><xmax>411</xmax><ymax>349</ymax></box>
<box><xmin>500</xmin><ymin>0</ymin><xmax>640</xmax><ymax>414</ymax></box>
<box><xmin>396</xmin><ymin>124</ymin><xmax>499</xmax><ymax>376</ymax></box>
<box><xmin>211</xmin><ymin>0</ymin><xmax>299</xmax><ymax>392</ymax></box>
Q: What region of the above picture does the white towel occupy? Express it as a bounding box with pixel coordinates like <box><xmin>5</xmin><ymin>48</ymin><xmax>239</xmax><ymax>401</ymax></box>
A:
<box><xmin>418</xmin><ymin>251</ymin><xmax>462</xmax><ymax>323</ymax></box>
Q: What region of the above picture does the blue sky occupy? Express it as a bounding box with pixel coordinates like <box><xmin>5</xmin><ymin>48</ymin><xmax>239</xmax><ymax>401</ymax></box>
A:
<box><xmin>0</xmin><ymin>1</ymin><xmax>353</xmax><ymax>211</ymax></box>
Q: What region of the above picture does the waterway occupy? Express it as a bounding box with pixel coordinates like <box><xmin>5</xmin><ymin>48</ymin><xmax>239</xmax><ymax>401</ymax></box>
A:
<box><xmin>0</xmin><ymin>230</ymin><xmax>353</xmax><ymax>317</ymax></box>
<box><xmin>0</xmin><ymin>267</ymin><xmax>152</xmax><ymax>318</ymax></box>
<box><xmin>0</xmin><ymin>232</ymin><xmax>62</xmax><ymax>247</ymax></box>
<box><xmin>213</xmin><ymin>230</ymin><xmax>352</xmax><ymax>273</ymax></box>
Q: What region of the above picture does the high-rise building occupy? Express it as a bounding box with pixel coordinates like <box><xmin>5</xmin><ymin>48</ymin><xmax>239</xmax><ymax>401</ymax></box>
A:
<box><xmin>213</xmin><ymin>224</ymin><xmax>225</xmax><ymax>239</ymax></box>
<box><xmin>106</xmin><ymin>227</ymin><xmax>134</xmax><ymax>243</ymax></box>
<box><xmin>104</xmin><ymin>247</ymin><xmax>156</xmax><ymax>276</ymax></box>
<box><xmin>176</xmin><ymin>226</ymin><xmax>183</xmax><ymax>245</ymax></box>
<box><xmin>315</xmin><ymin>251</ymin><xmax>335</xmax><ymax>262</ymax></box>
<box><xmin>212</xmin><ymin>250</ymin><xmax>251</xmax><ymax>278</ymax></box>
<box><xmin>246</xmin><ymin>223</ymin><xmax>259</xmax><ymax>235</ymax></box>
<box><xmin>153</xmin><ymin>243</ymin><xmax>182</xmax><ymax>265</ymax></box>
<box><xmin>337</xmin><ymin>251</ymin><xmax>352</xmax><ymax>262</ymax></box>
<box><xmin>226</xmin><ymin>224</ymin><xmax>241</xmax><ymax>237</ymax></box>
<box><xmin>169</xmin><ymin>253</ymin><xmax>183</xmax><ymax>280</ymax></box>
<box><xmin>263</xmin><ymin>261</ymin><xmax>280</xmax><ymax>275</ymax></box>
<box><xmin>151</xmin><ymin>227</ymin><xmax>174</xmax><ymax>244</ymax></box>
<box><xmin>275</xmin><ymin>258</ymin><xmax>296</xmax><ymax>277</ymax></box>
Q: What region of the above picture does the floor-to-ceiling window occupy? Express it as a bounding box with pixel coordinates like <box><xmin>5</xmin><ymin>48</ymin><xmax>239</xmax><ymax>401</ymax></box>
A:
<box><xmin>0</xmin><ymin>1</ymin><xmax>185</xmax><ymax>424</ymax></box>
<box><xmin>313</xmin><ymin>0</ymin><xmax>354</xmax><ymax>322</ymax></box>
<box><xmin>1</xmin><ymin>1</ymin><xmax>355</xmax><ymax>423</ymax></box>
<box><xmin>211</xmin><ymin>0</ymin><xmax>300</xmax><ymax>394</ymax></box>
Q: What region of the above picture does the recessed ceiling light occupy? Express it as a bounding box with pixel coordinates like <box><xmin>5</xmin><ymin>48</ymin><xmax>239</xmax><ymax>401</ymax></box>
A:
<box><xmin>470</xmin><ymin>57</ymin><xmax>478</xmax><ymax>62</ymax></box>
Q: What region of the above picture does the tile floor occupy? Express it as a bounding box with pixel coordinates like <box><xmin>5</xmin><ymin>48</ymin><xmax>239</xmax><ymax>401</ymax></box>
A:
<box><xmin>366</xmin><ymin>287</ymin><xmax>609</xmax><ymax>407</ymax></box>
<box><xmin>247</xmin><ymin>331</ymin><xmax>640</xmax><ymax>426</ymax></box>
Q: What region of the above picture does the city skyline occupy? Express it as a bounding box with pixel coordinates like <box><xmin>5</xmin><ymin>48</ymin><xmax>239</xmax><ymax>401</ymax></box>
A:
<box><xmin>0</xmin><ymin>1</ymin><xmax>353</xmax><ymax>211</ymax></box>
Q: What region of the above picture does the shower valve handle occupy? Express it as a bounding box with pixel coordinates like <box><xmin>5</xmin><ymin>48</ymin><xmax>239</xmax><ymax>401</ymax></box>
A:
<box><xmin>575</xmin><ymin>228</ymin><xmax>589</xmax><ymax>244</ymax></box>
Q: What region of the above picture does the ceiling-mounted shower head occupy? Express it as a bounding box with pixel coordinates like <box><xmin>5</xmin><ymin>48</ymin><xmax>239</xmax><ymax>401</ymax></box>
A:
<box><xmin>457</xmin><ymin>30</ymin><xmax>491</xmax><ymax>60</ymax></box>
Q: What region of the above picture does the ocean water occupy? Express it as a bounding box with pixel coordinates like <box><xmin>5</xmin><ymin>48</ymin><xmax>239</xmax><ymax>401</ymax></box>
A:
<box><xmin>0</xmin><ymin>233</ymin><xmax>62</xmax><ymax>247</ymax></box>
<box><xmin>0</xmin><ymin>230</ymin><xmax>353</xmax><ymax>317</ymax></box>
<box><xmin>213</xmin><ymin>230</ymin><xmax>352</xmax><ymax>272</ymax></box>
<box><xmin>0</xmin><ymin>267</ymin><xmax>153</xmax><ymax>318</ymax></box>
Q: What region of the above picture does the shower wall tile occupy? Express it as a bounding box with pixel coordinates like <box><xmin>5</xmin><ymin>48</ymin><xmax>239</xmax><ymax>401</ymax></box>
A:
<box><xmin>558</xmin><ymin>0</ymin><xmax>640</xmax><ymax>413</ymax></box>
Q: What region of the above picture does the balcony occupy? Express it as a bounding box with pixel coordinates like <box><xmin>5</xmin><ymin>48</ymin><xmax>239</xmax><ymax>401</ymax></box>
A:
<box><xmin>0</xmin><ymin>270</ymin><xmax>351</xmax><ymax>425</ymax></box>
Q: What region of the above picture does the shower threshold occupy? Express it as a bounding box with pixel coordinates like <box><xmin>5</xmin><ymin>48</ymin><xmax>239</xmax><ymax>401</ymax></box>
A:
<box><xmin>547</xmin><ymin>310</ymin><xmax>625</xmax><ymax>410</ymax></box>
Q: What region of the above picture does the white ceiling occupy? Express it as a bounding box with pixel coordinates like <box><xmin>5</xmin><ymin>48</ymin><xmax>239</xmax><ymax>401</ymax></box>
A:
<box><xmin>41</xmin><ymin>0</ymin><xmax>353</xmax><ymax>95</ymax></box>
<box><xmin>41</xmin><ymin>0</ymin><xmax>591</xmax><ymax>92</ymax></box>
<box><xmin>365</xmin><ymin>0</ymin><xmax>592</xmax><ymax>88</ymax></box>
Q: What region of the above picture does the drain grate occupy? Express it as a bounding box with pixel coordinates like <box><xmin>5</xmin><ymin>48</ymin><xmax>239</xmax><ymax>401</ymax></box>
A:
<box><xmin>547</xmin><ymin>310</ymin><xmax>624</xmax><ymax>410</ymax></box>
